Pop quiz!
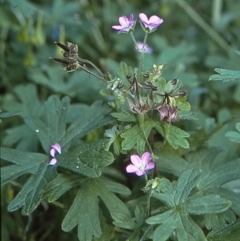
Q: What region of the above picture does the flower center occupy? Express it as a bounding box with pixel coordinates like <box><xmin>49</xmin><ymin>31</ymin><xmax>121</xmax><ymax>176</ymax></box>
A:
<box><xmin>137</xmin><ymin>162</ymin><xmax>146</xmax><ymax>171</ymax></box>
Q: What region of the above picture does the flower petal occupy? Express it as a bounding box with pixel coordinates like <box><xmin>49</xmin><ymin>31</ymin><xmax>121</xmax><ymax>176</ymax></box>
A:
<box><xmin>126</xmin><ymin>164</ymin><xmax>139</xmax><ymax>173</ymax></box>
<box><xmin>149</xmin><ymin>15</ymin><xmax>163</xmax><ymax>24</ymax></box>
<box><xmin>119</xmin><ymin>16</ymin><xmax>129</xmax><ymax>26</ymax></box>
<box><xmin>112</xmin><ymin>25</ymin><xmax>124</xmax><ymax>30</ymax></box>
<box><xmin>130</xmin><ymin>154</ymin><xmax>142</xmax><ymax>166</ymax></box>
<box><xmin>50</xmin><ymin>148</ymin><xmax>56</xmax><ymax>157</ymax></box>
<box><xmin>139</xmin><ymin>13</ymin><xmax>148</xmax><ymax>23</ymax></box>
<box><xmin>141</xmin><ymin>152</ymin><xmax>151</xmax><ymax>165</ymax></box>
<box><xmin>145</xmin><ymin>162</ymin><xmax>155</xmax><ymax>171</ymax></box>
<box><xmin>48</xmin><ymin>158</ymin><xmax>57</xmax><ymax>165</ymax></box>
<box><xmin>51</xmin><ymin>143</ymin><xmax>61</xmax><ymax>154</ymax></box>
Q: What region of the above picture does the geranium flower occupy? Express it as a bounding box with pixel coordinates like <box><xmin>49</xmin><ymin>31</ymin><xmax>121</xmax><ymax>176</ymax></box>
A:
<box><xmin>50</xmin><ymin>143</ymin><xmax>61</xmax><ymax>157</ymax></box>
<box><xmin>49</xmin><ymin>143</ymin><xmax>61</xmax><ymax>165</ymax></box>
<box><xmin>112</xmin><ymin>14</ymin><xmax>135</xmax><ymax>33</ymax></box>
<box><xmin>136</xmin><ymin>42</ymin><xmax>152</xmax><ymax>53</ymax></box>
<box><xmin>139</xmin><ymin>13</ymin><xmax>163</xmax><ymax>32</ymax></box>
<box><xmin>126</xmin><ymin>152</ymin><xmax>155</xmax><ymax>176</ymax></box>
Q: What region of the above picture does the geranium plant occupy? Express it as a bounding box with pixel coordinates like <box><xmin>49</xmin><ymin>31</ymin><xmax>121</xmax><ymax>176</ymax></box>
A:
<box><xmin>1</xmin><ymin>9</ymin><xmax>240</xmax><ymax>241</ymax></box>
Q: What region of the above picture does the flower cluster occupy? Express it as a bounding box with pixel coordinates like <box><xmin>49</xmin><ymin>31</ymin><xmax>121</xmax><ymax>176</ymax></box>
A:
<box><xmin>126</xmin><ymin>152</ymin><xmax>155</xmax><ymax>176</ymax></box>
<box><xmin>112</xmin><ymin>13</ymin><xmax>163</xmax><ymax>34</ymax></box>
<box><xmin>49</xmin><ymin>143</ymin><xmax>61</xmax><ymax>165</ymax></box>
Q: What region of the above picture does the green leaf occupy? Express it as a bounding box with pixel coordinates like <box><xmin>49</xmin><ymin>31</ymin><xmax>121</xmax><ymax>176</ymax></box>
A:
<box><xmin>121</xmin><ymin>119</ymin><xmax>155</xmax><ymax>153</ymax></box>
<box><xmin>205</xmin><ymin>210</ymin><xmax>237</xmax><ymax>230</ymax></box>
<box><xmin>175</xmin><ymin>96</ymin><xmax>191</xmax><ymax>111</ymax></box>
<box><xmin>209</xmin><ymin>187</ymin><xmax>240</xmax><ymax>216</ymax></box>
<box><xmin>62</xmin><ymin>183</ymin><xmax>101</xmax><ymax>241</ymax></box>
<box><xmin>184</xmin><ymin>195</ymin><xmax>231</xmax><ymax>215</ymax></box>
<box><xmin>209</xmin><ymin>68</ymin><xmax>240</xmax><ymax>82</ymax></box>
<box><xmin>207</xmin><ymin>219</ymin><xmax>240</xmax><ymax>241</ymax></box>
<box><xmin>13</xmin><ymin>84</ymin><xmax>43</xmax><ymax>117</ymax></box>
<box><xmin>155</xmin><ymin>122</ymin><xmax>190</xmax><ymax>149</ymax></box>
<box><xmin>111</xmin><ymin>110</ymin><xmax>136</xmax><ymax>122</ymax></box>
<box><xmin>175</xmin><ymin>213</ymin><xmax>207</xmax><ymax>241</ymax></box>
<box><xmin>63</xmin><ymin>101</ymin><xmax>114</xmax><ymax>147</ymax></box>
<box><xmin>24</xmin><ymin>116</ymin><xmax>50</xmax><ymax>153</ymax></box>
<box><xmin>24</xmin><ymin>95</ymin><xmax>70</xmax><ymax>153</ymax></box>
<box><xmin>44</xmin><ymin>95</ymin><xmax>70</xmax><ymax>141</ymax></box>
<box><xmin>0</xmin><ymin>147</ymin><xmax>46</xmax><ymax>185</ymax></box>
<box><xmin>152</xmin><ymin>212</ymin><xmax>176</xmax><ymax>241</ymax></box>
<box><xmin>134</xmin><ymin>204</ymin><xmax>146</xmax><ymax>226</ymax></box>
<box><xmin>7</xmin><ymin>162</ymin><xmax>57</xmax><ymax>215</ymax></box>
<box><xmin>152</xmin><ymin>178</ymin><xmax>175</xmax><ymax>207</ymax></box>
<box><xmin>3</xmin><ymin>124</ymin><xmax>39</xmax><ymax>151</ymax></box>
<box><xmin>175</xmin><ymin>169</ymin><xmax>198</xmax><ymax>204</ymax></box>
<box><xmin>59</xmin><ymin>140</ymin><xmax>114</xmax><ymax>177</ymax></box>
<box><xmin>0</xmin><ymin>111</ymin><xmax>21</xmax><ymax>118</ymax></box>
<box><xmin>197</xmin><ymin>158</ymin><xmax>240</xmax><ymax>190</ymax></box>
<box><xmin>101</xmin><ymin>178</ymin><xmax>131</xmax><ymax>196</ymax></box>
<box><xmin>146</xmin><ymin>209</ymin><xmax>175</xmax><ymax>225</ymax></box>
<box><xmin>104</xmin><ymin>125</ymin><xmax>122</xmax><ymax>155</ymax></box>
<box><xmin>62</xmin><ymin>178</ymin><xmax>134</xmax><ymax>241</ymax></box>
<box><xmin>42</xmin><ymin>173</ymin><xmax>81</xmax><ymax>202</ymax></box>
<box><xmin>236</xmin><ymin>123</ymin><xmax>240</xmax><ymax>132</ymax></box>
<box><xmin>156</xmin><ymin>148</ymin><xmax>190</xmax><ymax>177</ymax></box>
<box><xmin>225</xmin><ymin>123</ymin><xmax>240</xmax><ymax>143</ymax></box>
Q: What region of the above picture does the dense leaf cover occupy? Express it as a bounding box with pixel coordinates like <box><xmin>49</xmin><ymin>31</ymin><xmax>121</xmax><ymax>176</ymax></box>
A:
<box><xmin>1</xmin><ymin>1</ymin><xmax>240</xmax><ymax>241</ymax></box>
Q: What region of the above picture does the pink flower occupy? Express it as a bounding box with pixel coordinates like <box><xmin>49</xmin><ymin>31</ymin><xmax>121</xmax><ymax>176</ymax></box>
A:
<box><xmin>139</xmin><ymin>13</ymin><xmax>163</xmax><ymax>32</ymax></box>
<box><xmin>112</xmin><ymin>14</ymin><xmax>135</xmax><ymax>33</ymax></box>
<box><xmin>136</xmin><ymin>42</ymin><xmax>152</xmax><ymax>53</ymax></box>
<box><xmin>159</xmin><ymin>104</ymin><xmax>178</xmax><ymax>123</ymax></box>
<box><xmin>48</xmin><ymin>158</ymin><xmax>57</xmax><ymax>166</ymax></box>
<box><xmin>126</xmin><ymin>152</ymin><xmax>155</xmax><ymax>176</ymax></box>
<box><xmin>50</xmin><ymin>143</ymin><xmax>61</xmax><ymax>157</ymax></box>
<box><xmin>49</xmin><ymin>143</ymin><xmax>61</xmax><ymax>165</ymax></box>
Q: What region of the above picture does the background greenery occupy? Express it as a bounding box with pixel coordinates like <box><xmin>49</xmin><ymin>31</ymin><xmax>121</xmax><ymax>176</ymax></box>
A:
<box><xmin>1</xmin><ymin>0</ymin><xmax>239</xmax><ymax>240</ymax></box>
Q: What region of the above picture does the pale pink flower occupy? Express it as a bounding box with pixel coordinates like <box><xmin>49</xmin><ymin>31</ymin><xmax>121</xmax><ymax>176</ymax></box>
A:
<box><xmin>112</xmin><ymin>14</ymin><xmax>135</xmax><ymax>33</ymax></box>
<box><xmin>159</xmin><ymin>104</ymin><xmax>178</xmax><ymax>123</ymax></box>
<box><xmin>126</xmin><ymin>152</ymin><xmax>155</xmax><ymax>176</ymax></box>
<box><xmin>48</xmin><ymin>158</ymin><xmax>57</xmax><ymax>166</ymax></box>
<box><xmin>139</xmin><ymin>13</ymin><xmax>163</xmax><ymax>32</ymax></box>
<box><xmin>50</xmin><ymin>143</ymin><xmax>61</xmax><ymax>157</ymax></box>
<box><xmin>49</xmin><ymin>143</ymin><xmax>61</xmax><ymax>165</ymax></box>
<box><xmin>136</xmin><ymin>42</ymin><xmax>152</xmax><ymax>53</ymax></box>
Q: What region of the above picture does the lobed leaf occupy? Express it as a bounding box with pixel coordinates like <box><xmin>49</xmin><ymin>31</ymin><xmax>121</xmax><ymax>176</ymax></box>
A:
<box><xmin>209</xmin><ymin>68</ymin><xmax>240</xmax><ymax>82</ymax></box>
<box><xmin>1</xmin><ymin>147</ymin><xmax>47</xmax><ymax>185</ymax></box>
<box><xmin>42</xmin><ymin>173</ymin><xmax>81</xmax><ymax>202</ymax></box>
<box><xmin>121</xmin><ymin>119</ymin><xmax>155</xmax><ymax>154</ymax></box>
<box><xmin>62</xmin><ymin>178</ymin><xmax>134</xmax><ymax>241</ymax></box>
<box><xmin>63</xmin><ymin>101</ymin><xmax>114</xmax><ymax>147</ymax></box>
<box><xmin>174</xmin><ymin>169</ymin><xmax>198</xmax><ymax>204</ymax></box>
<box><xmin>184</xmin><ymin>194</ymin><xmax>231</xmax><ymax>215</ymax></box>
<box><xmin>155</xmin><ymin>122</ymin><xmax>190</xmax><ymax>149</ymax></box>
<box><xmin>7</xmin><ymin>162</ymin><xmax>57</xmax><ymax>215</ymax></box>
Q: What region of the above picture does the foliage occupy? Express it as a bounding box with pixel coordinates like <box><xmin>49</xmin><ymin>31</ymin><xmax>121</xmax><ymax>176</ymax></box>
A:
<box><xmin>1</xmin><ymin>1</ymin><xmax>240</xmax><ymax>241</ymax></box>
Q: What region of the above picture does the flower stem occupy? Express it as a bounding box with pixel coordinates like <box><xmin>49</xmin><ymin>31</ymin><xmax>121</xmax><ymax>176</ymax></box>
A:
<box><xmin>138</xmin><ymin>114</ymin><xmax>154</xmax><ymax>155</ymax></box>
<box><xmin>139</xmin><ymin>225</ymin><xmax>155</xmax><ymax>241</ymax></box>
<box><xmin>140</xmin><ymin>32</ymin><xmax>148</xmax><ymax>72</ymax></box>
<box><xmin>144</xmin><ymin>173</ymin><xmax>151</xmax><ymax>218</ymax></box>
<box><xmin>129</xmin><ymin>32</ymin><xmax>147</xmax><ymax>74</ymax></box>
<box><xmin>77</xmin><ymin>57</ymin><xmax>106</xmax><ymax>81</ymax></box>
